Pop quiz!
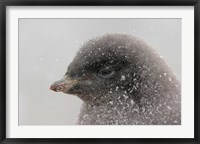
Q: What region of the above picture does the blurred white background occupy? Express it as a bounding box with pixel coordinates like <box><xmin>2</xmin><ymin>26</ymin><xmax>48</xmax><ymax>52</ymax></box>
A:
<box><xmin>19</xmin><ymin>19</ymin><xmax>181</xmax><ymax>125</ymax></box>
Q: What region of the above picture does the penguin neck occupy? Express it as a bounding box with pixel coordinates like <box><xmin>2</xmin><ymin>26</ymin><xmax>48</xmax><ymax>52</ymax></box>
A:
<box><xmin>84</xmin><ymin>92</ymin><xmax>139</xmax><ymax>110</ymax></box>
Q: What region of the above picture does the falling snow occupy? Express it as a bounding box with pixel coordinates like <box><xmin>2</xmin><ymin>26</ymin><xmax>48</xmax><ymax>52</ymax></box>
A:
<box><xmin>39</xmin><ymin>57</ymin><xmax>43</xmax><ymax>61</ymax></box>
<box><xmin>121</xmin><ymin>75</ymin><xmax>126</xmax><ymax>81</ymax></box>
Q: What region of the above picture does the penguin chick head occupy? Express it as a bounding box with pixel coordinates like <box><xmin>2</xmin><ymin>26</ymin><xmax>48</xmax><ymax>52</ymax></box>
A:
<box><xmin>50</xmin><ymin>34</ymin><xmax>157</xmax><ymax>102</ymax></box>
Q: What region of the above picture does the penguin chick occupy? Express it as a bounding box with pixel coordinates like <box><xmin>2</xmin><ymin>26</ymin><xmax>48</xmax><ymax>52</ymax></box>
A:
<box><xmin>50</xmin><ymin>34</ymin><xmax>181</xmax><ymax>125</ymax></box>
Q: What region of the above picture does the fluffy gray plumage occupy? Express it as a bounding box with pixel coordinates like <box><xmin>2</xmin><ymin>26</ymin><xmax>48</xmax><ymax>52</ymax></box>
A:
<box><xmin>51</xmin><ymin>34</ymin><xmax>181</xmax><ymax>125</ymax></box>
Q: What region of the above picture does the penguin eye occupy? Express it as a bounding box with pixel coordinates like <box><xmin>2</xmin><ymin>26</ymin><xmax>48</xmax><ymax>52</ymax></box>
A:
<box><xmin>98</xmin><ymin>67</ymin><xmax>115</xmax><ymax>78</ymax></box>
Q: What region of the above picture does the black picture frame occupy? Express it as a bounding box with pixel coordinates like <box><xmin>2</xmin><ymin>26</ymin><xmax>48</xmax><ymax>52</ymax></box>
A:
<box><xmin>0</xmin><ymin>0</ymin><xmax>199</xmax><ymax>144</ymax></box>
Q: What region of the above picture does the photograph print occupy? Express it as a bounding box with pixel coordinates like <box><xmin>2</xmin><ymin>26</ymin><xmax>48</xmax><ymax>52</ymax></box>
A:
<box><xmin>19</xmin><ymin>18</ymin><xmax>181</xmax><ymax>125</ymax></box>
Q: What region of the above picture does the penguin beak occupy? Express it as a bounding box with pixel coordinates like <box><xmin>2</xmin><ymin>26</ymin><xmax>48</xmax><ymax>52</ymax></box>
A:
<box><xmin>50</xmin><ymin>75</ymin><xmax>78</xmax><ymax>92</ymax></box>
